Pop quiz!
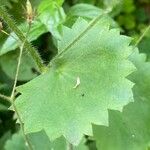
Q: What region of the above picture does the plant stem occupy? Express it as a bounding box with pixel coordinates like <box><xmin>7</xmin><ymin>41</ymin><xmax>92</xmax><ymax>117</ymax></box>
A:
<box><xmin>11</xmin><ymin>23</ymin><xmax>31</xmax><ymax>99</ymax></box>
<box><xmin>10</xmin><ymin>42</ymin><xmax>33</xmax><ymax>150</ymax></box>
<box><xmin>0</xmin><ymin>7</ymin><xmax>46</xmax><ymax>73</ymax></box>
<box><xmin>10</xmin><ymin>43</ymin><xmax>24</xmax><ymax>100</ymax></box>
<box><xmin>0</xmin><ymin>93</ymin><xmax>11</xmax><ymax>102</ymax></box>
<box><xmin>130</xmin><ymin>24</ymin><xmax>150</xmax><ymax>56</ymax></box>
<box><xmin>11</xmin><ymin>103</ymin><xmax>33</xmax><ymax>150</ymax></box>
<box><xmin>1</xmin><ymin>30</ymin><xmax>18</xmax><ymax>41</ymax></box>
<box><xmin>10</xmin><ymin>26</ymin><xmax>33</xmax><ymax>150</ymax></box>
<box><xmin>135</xmin><ymin>24</ymin><xmax>150</xmax><ymax>47</ymax></box>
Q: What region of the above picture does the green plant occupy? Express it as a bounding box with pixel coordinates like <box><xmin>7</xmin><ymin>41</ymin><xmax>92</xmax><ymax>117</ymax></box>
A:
<box><xmin>0</xmin><ymin>0</ymin><xmax>150</xmax><ymax>150</ymax></box>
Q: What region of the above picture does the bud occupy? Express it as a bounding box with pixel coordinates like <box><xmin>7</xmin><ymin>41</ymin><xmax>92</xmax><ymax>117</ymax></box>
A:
<box><xmin>26</xmin><ymin>0</ymin><xmax>34</xmax><ymax>24</ymax></box>
<box><xmin>0</xmin><ymin>21</ymin><xmax>3</xmax><ymax>31</ymax></box>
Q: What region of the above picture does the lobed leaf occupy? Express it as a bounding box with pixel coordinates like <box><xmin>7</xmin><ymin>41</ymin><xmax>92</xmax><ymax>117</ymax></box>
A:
<box><xmin>15</xmin><ymin>17</ymin><xmax>135</xmax><ymax>145</ymax></box>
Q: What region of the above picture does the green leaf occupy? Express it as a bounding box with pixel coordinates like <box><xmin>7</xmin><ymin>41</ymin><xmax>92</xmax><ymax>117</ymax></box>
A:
<box><xmin>138</xmin><ymin>37</ymin><xmax>150</xmax><ymax>61</ymax></box>
<box><xmin>5</xmin><ymin>133</ymin><xmax>26</xmax><ymax>150</ymax></box>
<box><xmin>0</xmin><ymin>131</ymin><xmax>11</xmax><ymax>150</ymax></box>
<box><xmin>52</xmin><ymin>136</ymin><xmax>88</xmax><ymax>150</ymax></box>
<box><xmin>66</xmin><ymin>4</ymin><xmax>118</xmax><ymax>28</ymax></box>
<box><xmin>74</xmin><ymin>138</ymin><xmax>88</xmax><ymax>150</ymax></box>
<box><xmin>0</xmin><ymin>8</ymin><xmax>45</xmax><ymax>72</ymax></box>
<box><xmin>4</xmin><ymin>131</ymin><xmax>51</xmax><ymax>150</ymax></box>
<box><xmin>0</xmin><ymin>83</ymin><xmax>7</xmax><ymax>90</ymax></box>
<box><xmin>4</xmin><ymin>131</ymin><xmax>88</xmax><ymax>150</ymax></box>
<box><xmin>123</xmin><ymin>0</ymin><xmax>135</xmax><ymax>13</ymax></box>
<box><xmin>117</xmin><ymin>14</ymin><xmax>136</xmax><ymax>30</ymax></box>
<box><xmin>0</xmin><ymin>83</ymin><xmax>10</xmax><ymax>109</ymax></box>
<box><xmin>67</xmin><ymin>4</ymin><xmax>104</xmax><ymax>19</ymax></box>
<box><xmin>0</xmin><ymin>103</ymin><xmax>7</xmax><ymax>111</ymax></box>
<box><xmin>0</xmin><ymin>21</ymin><xmax>48</xmax><ymax>56</ymax></box>
<box><xmin>37</xmin><ymin>0</ymin><xmax>66</xmax><ymax>39</ymax></box>
<box><xmin>0</xmin><ymin>0</ymin><xmax>18</xmax><ymax>8</ymax></box>
<box><xmin>93</xmin><ymin>49</ymin><xmax>150</xmax><ymax>150</ymax></box>
<box><xmin>103</xmin><ymin>0</ymin><xmax>123</xmax><ymax>16</ymax></box>
<box><xmin>15</xmin><ymin>17</ymin><xmax>135</xmax><ymax>145</ymax></box>
<box><xmin>0</xmin><ymin>50</ymin><xmax>38</xmax><ymax>81</ymax></box>
<box><xmin>51</xmin><ymin>137</ymin><xmax>66</xmax><ymax>150</ymax></box>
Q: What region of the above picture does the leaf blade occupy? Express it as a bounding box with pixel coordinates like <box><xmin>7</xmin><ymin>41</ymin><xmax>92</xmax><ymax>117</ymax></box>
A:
<box><xmin>15</xmin><ymin>18</ymin><xmax>135</xmax><ymax>145</ymax></box>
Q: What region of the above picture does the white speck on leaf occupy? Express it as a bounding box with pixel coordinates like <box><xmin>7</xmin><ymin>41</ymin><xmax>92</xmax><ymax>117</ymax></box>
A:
<box><xmin>25</xmin><ymin>142</ymin><xmax>28</xmax><ymax>147</ymax></box>
<box><xmin>132</xmin><ymin>134</ymin><xmax>135</xmax><ymax>138</ymax></box>
<box><xmin>73</xmin><ymin>77</ymin><xmax>80</xmax><ymax>89</ymax></box>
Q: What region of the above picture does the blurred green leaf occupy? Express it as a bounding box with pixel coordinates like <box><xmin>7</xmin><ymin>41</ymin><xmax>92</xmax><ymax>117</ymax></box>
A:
<box><xmin>0</xmin><ymin>21</ymin><xmax>48</xmax><ymax>56</ymax></box>
<box><xmin>67</xmin><ymin>3</ymin><xmax>103</xmax><ymax>19</ymax></box>
<box><xmin>5</xmin><ymin>131</ymin><xmax>51</xmax><ymax>150</ymax></box>
<box><xmin>103</xmin><ymin>0</ymin><xmax>123</xmax><ymax>16</ymax></box>
<box><xmin>0</xmin><ymin>0</ymin><xmax>18</xmax><ymax>8</ymax></box>
<box><xmin>4</xmin><ymin>131</ymin><xmax>88</xmax><ymax>150</ymax></box>
<box><xmin>0</xmin><ymin>50</ymin><xmax>38</xmax><ymax>81</ymax></box>
<box><xmin>138</xmin><ymin>37</ymin><xmax>150</xmax><ymax>61</ymax></box>
<box><xmin>37</xmin><ymin>0</ymin><xmax>66</xmax><ymax>39</ymax></box>
<box><xmin>0</xmin><ymin>103</ymin><xmax>7</xmax><ymax>111</ymax></box>
<box><xmin>65</xmin><ymin>4</ymin><xmax>118</xmax><ymax>28</ymax></box>
<box><xmin>0</xmin><ymin>131</ymin><xmax>11</xmax><ymax>150</ymax></box>
<box><xmin>117</xmin><ymin>14</ymin><xmax>135</xmax><ymax>30</ymax></box>
<box><xmin>123</xmin><ymin>0</ymin><xmax>135</xmax><ymax>13</ymax></box>
<box><xmin>52</xmin><ymin>136</ymin><xmax>88</xmax><ymax>150</ymax></box>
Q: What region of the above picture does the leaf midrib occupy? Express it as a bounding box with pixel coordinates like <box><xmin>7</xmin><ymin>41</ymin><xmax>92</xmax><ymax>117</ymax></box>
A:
<box><xmin>55</xmin><ymin>12</ymin><xmax>107</xmax><ymax>59</ymax></box>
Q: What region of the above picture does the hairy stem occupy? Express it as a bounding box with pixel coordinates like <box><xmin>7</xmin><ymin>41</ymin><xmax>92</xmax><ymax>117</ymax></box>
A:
<box><xmin>10</xmin><ymin>26</ymin><xmax>33</xmax><ymax>150</ymax></box>
<box><xmin>0</xmin><ymin>7</ymin><xmax>46</xmax><ymax>73</ymax></box>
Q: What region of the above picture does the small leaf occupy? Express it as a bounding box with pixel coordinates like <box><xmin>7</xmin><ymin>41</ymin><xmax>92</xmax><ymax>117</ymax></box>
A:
<box><xmin>15</xmin><ymin>18</ymin><xmax>135</xmax><ymax>145</ymax></box>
